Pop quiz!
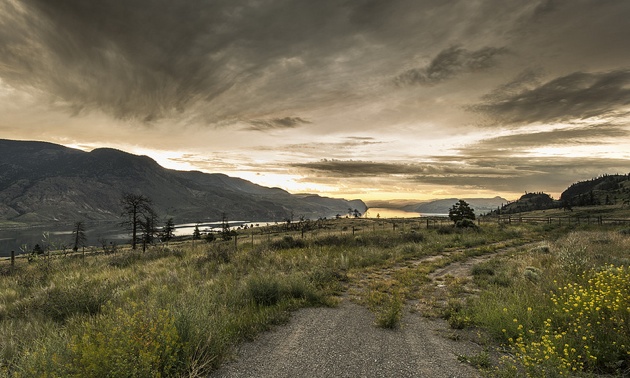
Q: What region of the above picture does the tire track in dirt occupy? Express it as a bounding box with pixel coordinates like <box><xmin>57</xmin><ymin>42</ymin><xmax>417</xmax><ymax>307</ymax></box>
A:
<box><xmin>210</xmin><ymin>239</ymin><xmax>537</xmax><ymax>377</ymax></box>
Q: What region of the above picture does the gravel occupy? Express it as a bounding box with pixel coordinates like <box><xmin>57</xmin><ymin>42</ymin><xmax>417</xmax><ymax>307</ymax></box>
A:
<box><xmin>210</xmin><ymin>301</ymin><xmax>482</xmax><ymax>378</ymax></box>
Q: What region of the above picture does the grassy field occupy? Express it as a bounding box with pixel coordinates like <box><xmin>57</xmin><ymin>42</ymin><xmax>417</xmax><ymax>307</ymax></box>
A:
<box><xmin>0</xmin><ymin>214</ymin><xmax>629</xmax><ymax>377</ymax></box>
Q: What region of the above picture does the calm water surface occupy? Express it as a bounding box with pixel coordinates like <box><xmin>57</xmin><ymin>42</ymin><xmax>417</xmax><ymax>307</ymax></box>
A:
<box><xmin>364</xmin><ymin>207</ymin><xmax>447</xmax><ymax>219</ymax></box>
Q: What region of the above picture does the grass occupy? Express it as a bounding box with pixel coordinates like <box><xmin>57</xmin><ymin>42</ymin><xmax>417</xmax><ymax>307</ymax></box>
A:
<box><xmin>5</xmin><ymin>221</ymin><xmax>501</xmax><ymax>376</ymax></box>
<box><xmin>1</xmin><ymin>215</ymin><xmax>628</xmax><ymax>377</ymax></box>
<box><xmin>464</xmin><ymin>230</ymin><xmax>630</xmax><ymax>377</ymax></box>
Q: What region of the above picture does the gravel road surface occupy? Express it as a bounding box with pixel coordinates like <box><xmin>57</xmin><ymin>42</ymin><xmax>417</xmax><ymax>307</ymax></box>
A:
<box><xmin>210</xmin><ymin>300</ymin><xmax>482</xmax><ymax>378</ymax></box>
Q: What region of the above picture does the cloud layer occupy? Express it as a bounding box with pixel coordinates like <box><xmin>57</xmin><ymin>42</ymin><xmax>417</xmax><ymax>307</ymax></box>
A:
<box><xmin>2</xmin><ymin>0</ymin><xmax>630</xmax><ymax>200</ymax></box>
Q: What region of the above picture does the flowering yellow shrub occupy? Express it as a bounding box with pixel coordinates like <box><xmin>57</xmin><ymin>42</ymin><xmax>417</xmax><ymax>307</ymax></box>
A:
<box><xmin>510</xmin><ymin>266</ymin><xmax>630</xmax><ymax>376</ymax></box>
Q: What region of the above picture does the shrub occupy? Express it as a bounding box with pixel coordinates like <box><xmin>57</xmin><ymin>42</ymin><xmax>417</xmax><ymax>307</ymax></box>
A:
<box><xmin>556</xmin><ymin>233</ymin><xmax>592</xmax><ymax>276</ymax></box>
<box><xmin>437</xmin><ymin>226</ymin><xmax>455</xmax><ymax>235</ymax></box>
<box><xmin>67</xmin><ymin>303</ymin><xmax>184</xmax><ymax>377</ymax></box>
<box><xmin>206</xmin><ymin>243</ymin><xmax>231</xmax><ymax>264</ymax></box>
<box><xmin>402</xmin><ymin>231</ymin><xmax>425</xmax><ymax>243</ymax></box>
<box><xmin>529</xmin><ymin>244</ymin><xmax>551</xmax><ymax>254</ymax></box>
<box><xmin>270</xmin><ymin>236</ymin><xmax>306</xmax><ymax>250</ymax></box>
<box><xmin>455</xmin><ymin>219</ymin><xmax>478</xmax><ymax>229</ymax></box>
<box><xmin>523</xmin><ymin>266</ymin><xmax>542</xmax><ymax>283</ymax></box>
<box><xmin>510</xmin><ymin>266</ymin><xmax>630</xmax><ymax>376</ymax></box>
<box><xmin>247</xmin><ymin>275</ymin><xmax>282</xmax><ymax>306</ymax></box>
<box><xmin>41</xmin><ymin>281</ymin><xmax>112</xmax><ymax>323</ymax></box>
<box><xmin>18</xmin><ymin>303</ymin><xmax>184</xmax><ymax>377</ymax></box>
<box><xmin>472</xmin><ymin>263</ymin><xmax>495</xmax><ymax>277</ymax></box>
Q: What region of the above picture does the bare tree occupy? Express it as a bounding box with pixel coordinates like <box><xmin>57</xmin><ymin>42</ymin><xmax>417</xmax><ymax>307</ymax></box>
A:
<box><xmin>72</xmin><ymin>221</ymin><xmax>87</xmax><ymax>252</ymax></box>
<box><xmin>120</xmin><ymin>193</ymin><xmax>155</xmax><ymax>250</ymax></box>
<box><xmin>140</xmin><ymin>208</ymin><xmax>159</xmax><ymax>252</ymax></box>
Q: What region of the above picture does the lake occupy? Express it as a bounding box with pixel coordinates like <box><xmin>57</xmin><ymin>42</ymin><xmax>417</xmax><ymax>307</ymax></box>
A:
<box><xmin>0</xmin><ymin>219</ymin><xmax>274</xmax><ymax>258</ymax></box>
<box><xmin>363</xmin><ymin>207</ymin><xmax>447</xmax><ymax>219</ymax></box>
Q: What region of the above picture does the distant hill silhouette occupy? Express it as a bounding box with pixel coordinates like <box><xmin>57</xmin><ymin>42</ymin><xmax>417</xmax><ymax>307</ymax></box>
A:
<box><xmin>0</xmin><ymin>139</ymin><xmax>366</xmax><ymax>224</ymax></box>
<box><xmin>401</xmin><ymin>197</ymin><xmax>508</xmax><ymax>215</ymax></box>
<box><xmin>492</xmin><ymin>192</ymin><xmax>559</xmax><ymax>214</ymax></box>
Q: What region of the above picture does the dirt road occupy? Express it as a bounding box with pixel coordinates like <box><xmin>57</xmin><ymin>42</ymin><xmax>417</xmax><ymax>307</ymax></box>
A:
<box><xmin>210</xmin><ymin>300</ymin><xmax>482</xmax><ymax>378</ymax></box>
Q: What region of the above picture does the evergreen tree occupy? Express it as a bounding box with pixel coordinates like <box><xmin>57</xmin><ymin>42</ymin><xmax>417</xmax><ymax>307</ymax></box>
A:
<box><xmin>161</xmin><ymin>218</ymin><xmax>175</xmax><ymax>242</ymax></box>
<box><xmin>448</xmin><ymin>200</ymin><xmax>476</xmax><ymax>223</ymax></box>
<box><xmin>193</xmin><ymin>225</ymin><xmax>202</xmax><ymax>240</ymax></box>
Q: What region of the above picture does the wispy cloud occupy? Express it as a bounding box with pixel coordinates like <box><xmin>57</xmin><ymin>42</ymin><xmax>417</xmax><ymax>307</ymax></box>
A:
<box><xmin>245</xmin><ymin>117</ymin><xmax>310</xmax><ymax>132</ymax></box>
<box><xmin>471</xmin><ymin>69</ymin><xmax>630</xmax><ymax>125</ymax></box>
<box><xmin>395</xmin><ymin>46</ymin><xmax>508</xmax><ymax>86</ymax></box>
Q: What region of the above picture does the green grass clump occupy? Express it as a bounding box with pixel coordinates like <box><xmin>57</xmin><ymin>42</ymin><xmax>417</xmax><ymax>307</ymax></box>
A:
<box><xmin>374</xmin><ymin>290</ymin><xmax>404</xmax><ymax>329</ymax></box>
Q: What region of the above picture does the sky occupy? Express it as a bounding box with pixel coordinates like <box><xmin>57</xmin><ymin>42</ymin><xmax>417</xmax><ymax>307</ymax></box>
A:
<box><xmin>1</xmin><ymin>0</ymin><xmax>630</xmax><ymax>203</ymax></box>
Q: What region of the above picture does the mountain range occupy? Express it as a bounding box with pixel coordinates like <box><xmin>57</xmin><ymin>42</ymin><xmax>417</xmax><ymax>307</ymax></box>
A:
<box><xmin>367</xmin><ymin>197</ymin><xmax>508</xmax><ymax>215</ymax></box>
<box><xmin>0</xmin><ymin>139</ymin><xmax>366</xmax><ymax>225</ymax></box>
<box><xmin>400</xmin><ymin>197</ymin><xmax>508</xmax><ymax>215</ymax></box>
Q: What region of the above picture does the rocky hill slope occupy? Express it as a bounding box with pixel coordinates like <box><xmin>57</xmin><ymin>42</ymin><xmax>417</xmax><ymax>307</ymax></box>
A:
<box><xmin>0</xmin><ymin>139</ymin><xmax>366</xmax><ymax>224</ymax></box>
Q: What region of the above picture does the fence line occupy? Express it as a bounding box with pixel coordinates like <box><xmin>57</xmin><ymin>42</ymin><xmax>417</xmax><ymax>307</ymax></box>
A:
<box><xmin>488</xmin><ymin>215</ymin><xmax>630</xmax><ymax>226</ymax></box>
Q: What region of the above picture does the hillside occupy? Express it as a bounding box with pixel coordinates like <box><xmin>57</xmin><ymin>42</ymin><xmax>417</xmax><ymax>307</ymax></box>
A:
<box><xmin>560</xmin><ymin>174</ymin><xmax>630</xmax><ymax>207</ymax></box>
<box><xmin>0</xmin><ymin>139</ymin><xmax>366</xmax><ymax>224</ymax></box>
<box><xmin>493</xmin><ymin>192</ymin><xmax>559</xmax><ymax>215</ymax></box>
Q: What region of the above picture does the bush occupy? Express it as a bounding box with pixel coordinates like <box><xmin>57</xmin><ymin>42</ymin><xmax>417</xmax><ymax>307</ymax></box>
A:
<box><xmin>67</xmin><ymin>303</ymin><xmax>184</xmax><ymax>377</ymax></box>
<box><xmin>41</xmin><ymin>282</ymin><xmax>112</xmax><ymax>323</ymax></box>
<box><xmin>509</xmin><ymin>266</ymin><xmax>630</xmax><ymax>376</ymax></box>
<box><xmin>206</xmin><ymin>243</ymin><xmax>231</xmax><ymax>264</ymax></box>
<box><xmin>205</xmin><ymin>233</ymin><xmax>216</xmax><ymax>243</ymax></box>
<box><xmin>270</xmin><ymin>236</ymin><xmax>306</xmax><ymax>250</ymax></box>
<box><xmin>455</xmin><ymin>219</ymin><xmax>478</xmax><ymax>229</ymax></box>
<box><xmin>19</xmin><ymin>303</ymin><xmax>184</xmax><ymax>377</ymax></box>
<box><xmin>402</xmin><ymin>231</ymin><xmax>425</xmax><ymax>243</ymax></box>
<box><xmin>247</xmin><ymin>275</ymin><xmax>282</xmax><ymax>306</ymax></box>
<box><xmin>437</xmin><ymin>226</ymin><xmax>455</xmax><ymax>235</ymax></box>
<box><xmin>471</xmin><ymin>262</ymin><xmax>495</xmax><ymax>277</ymax></box>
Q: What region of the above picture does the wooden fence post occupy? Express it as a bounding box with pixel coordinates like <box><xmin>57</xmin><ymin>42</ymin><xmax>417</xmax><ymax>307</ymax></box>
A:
<box><xmin>11</xmin><ymin>250</ymin><xmax>15</xmax><ymax>267</ymax></box>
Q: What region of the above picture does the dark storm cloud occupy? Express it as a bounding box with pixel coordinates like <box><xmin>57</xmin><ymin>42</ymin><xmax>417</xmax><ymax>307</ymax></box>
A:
<box><xmin>471</xmin><ymin>69</ymin><xmax>630</xmax><ymax>125</ymax></box>
<box><xmin>0</xmin><ymin>0</ymin><xmax>537</xmax><ymax>123</ymax></box>
<box><xmin>0</xmin><ymin>0</ymin><xmax>371</xmax><ymax>121</ymax></box>
<box><xmin>246</xmin><ymin>117</ymin><xmax>310</xmax><ymax>132</ymax></box>
<box><xmin>394</xmin><ymin>46</ymin><xmax>508</xmax><ymax>86</ymax></box>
